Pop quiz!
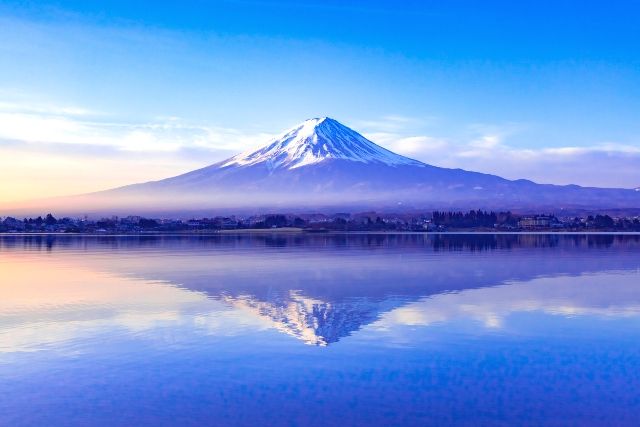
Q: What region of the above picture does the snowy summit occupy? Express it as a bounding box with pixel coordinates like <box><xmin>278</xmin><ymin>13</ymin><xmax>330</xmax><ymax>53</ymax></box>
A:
<box><xmin>222</xmin><ymin>117</ymin><xmax>424</xmax><ymax>170</ymax></box>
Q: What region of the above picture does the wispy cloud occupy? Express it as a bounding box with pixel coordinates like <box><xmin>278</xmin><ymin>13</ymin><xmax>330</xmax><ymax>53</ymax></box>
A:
<box><xmin>360</xmin><ymin>115</ymin><xmax>640</xmax><ymax>188</ymax></box>
<box><xmin>374</xmin><ymin>272</ymin><xmax>640</xmax><ymax>333</ymax></box>
<box><xmin>0</xmin><ymin>99</ymin><xmax>278</xmax><ymax>202</ymax></box>
<box><xmin>0</xmin><ymin>101</ymin><xmax>273</xmax><ymax>155</ymax></box>
<box><xmin>354</xmin><ymin>115</ymin><xmax>439</xmax><ymax>133</ymax></box>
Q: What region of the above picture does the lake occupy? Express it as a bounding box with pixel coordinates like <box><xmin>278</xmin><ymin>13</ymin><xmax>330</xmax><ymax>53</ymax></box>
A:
<box><xmin>1</xmin><ymin>234</ymin><xmax>640</xmax><ymax>426</ymax></box>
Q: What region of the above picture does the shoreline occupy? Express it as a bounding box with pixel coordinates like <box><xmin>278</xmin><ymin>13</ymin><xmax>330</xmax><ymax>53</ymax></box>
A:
<box><xmin>1</xmin><ymin>230</ymin><xmax>640</xmax><ymax>237</ymax></box>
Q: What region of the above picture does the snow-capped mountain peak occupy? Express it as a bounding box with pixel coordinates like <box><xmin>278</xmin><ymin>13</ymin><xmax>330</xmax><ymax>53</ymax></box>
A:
<box><xmin>221</xmin><ymin>117</ymin><xmax>424</xmax><ymax>170</ymax></box>
<box><xmin>79</xmin><ymin>117</ymin><xmax>640</xmax><ymax>213</ymax></box>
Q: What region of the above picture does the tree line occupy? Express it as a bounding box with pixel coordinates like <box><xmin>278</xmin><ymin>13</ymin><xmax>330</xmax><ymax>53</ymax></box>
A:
<box><xmin>431</xmin><ymin>210</ymin><xmax>519</xmax><ymax>228</ymax></box>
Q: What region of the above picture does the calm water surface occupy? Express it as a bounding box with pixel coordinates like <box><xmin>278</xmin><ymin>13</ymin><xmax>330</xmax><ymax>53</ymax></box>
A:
<box><xmin>1</xmin><ymin>234</ymin><xmax>640</xmax><ymax>426</ymax></box>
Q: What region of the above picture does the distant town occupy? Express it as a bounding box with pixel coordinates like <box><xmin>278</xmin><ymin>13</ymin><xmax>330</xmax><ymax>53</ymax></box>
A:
<box><xmin>1</xmin><ymin>210</ymin><xmax>639</xmax><ymax>233</ymax></box>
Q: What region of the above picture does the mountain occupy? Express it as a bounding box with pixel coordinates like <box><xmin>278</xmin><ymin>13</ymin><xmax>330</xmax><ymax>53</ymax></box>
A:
<box><xmin>45</xmin><ymin>117</ymin><xmax>640</xmax><ymax>213</ymax></box>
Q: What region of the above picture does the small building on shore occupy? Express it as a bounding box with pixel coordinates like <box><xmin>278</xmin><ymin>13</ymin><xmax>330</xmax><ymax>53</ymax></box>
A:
<box><xmin>518</xmin><ymin>215</ymin><xmax>555</xmax><ymax>229</ymax></box>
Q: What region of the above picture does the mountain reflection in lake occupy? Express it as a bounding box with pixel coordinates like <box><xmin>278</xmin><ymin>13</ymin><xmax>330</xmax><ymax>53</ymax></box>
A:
<box><xmin>1</xmin><ymin>234</ymin><xmax>640</xmax><ymax>426</ymax></box>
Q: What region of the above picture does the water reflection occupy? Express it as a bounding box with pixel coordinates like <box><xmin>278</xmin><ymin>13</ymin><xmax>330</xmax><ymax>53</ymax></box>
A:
<box><xmin>1</xmin><ymin>232</ymin><xmax>638</xmax><ymax>251</ymax></box>
<box><xmin>1</xmin><ymin>234</ymin><xmax>639</xmax><ymax>348</ymax></box>
<box><xmin>2</xmin><ymin>234</ymin><xmax>640</xmax><ymax>427</ymax></box>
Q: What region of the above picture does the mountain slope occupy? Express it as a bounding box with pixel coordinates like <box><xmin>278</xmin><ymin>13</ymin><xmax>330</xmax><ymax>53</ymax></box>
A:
<box><xmin>79</xmin><ymin>117</ymin><xmax>640</xmax><ymax>212</ymax></box>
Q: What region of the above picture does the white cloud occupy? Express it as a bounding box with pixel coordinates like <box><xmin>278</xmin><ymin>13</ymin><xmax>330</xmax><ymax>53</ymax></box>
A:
<box><xmin>366</xmin><ymin>133</ymin><xmax>449</xmax><ymax>157</ymax></box>
<box><xmin>0</xmin><ymin>101</ymin><xmax>97</xmax><ymax>116</ymax></box>
<box><xmin>354</xmin><ymin>114</ymin><xmax>439</xmax><ymax>133</ymax></box>
<box><xmin>360</xmin><ymin>116</ymin><xmax>640</xmax><ymax>188</ymax></box>
<box><xmin>0</xmin><ymin>101</ymin><xmax>273</xmax><ymax>154</ymax></box>
<box><xmin>445</xmin><ymin>141</ymin><xmax>640</xmax><ymax>187</ymax></box>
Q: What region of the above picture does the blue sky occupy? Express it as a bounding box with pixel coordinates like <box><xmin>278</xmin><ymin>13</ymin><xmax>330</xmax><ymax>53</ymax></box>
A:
<box><xmin>0</xmin><ymin>0</ymin><xmax>639</xmax><ymax>201</ymax></box>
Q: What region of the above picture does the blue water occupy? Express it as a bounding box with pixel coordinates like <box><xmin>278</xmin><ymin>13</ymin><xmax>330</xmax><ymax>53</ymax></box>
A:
<box><xmin>1</xmin><ymin>234</ymin><xmax>639</xmax><ymax>426</ymax></box>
